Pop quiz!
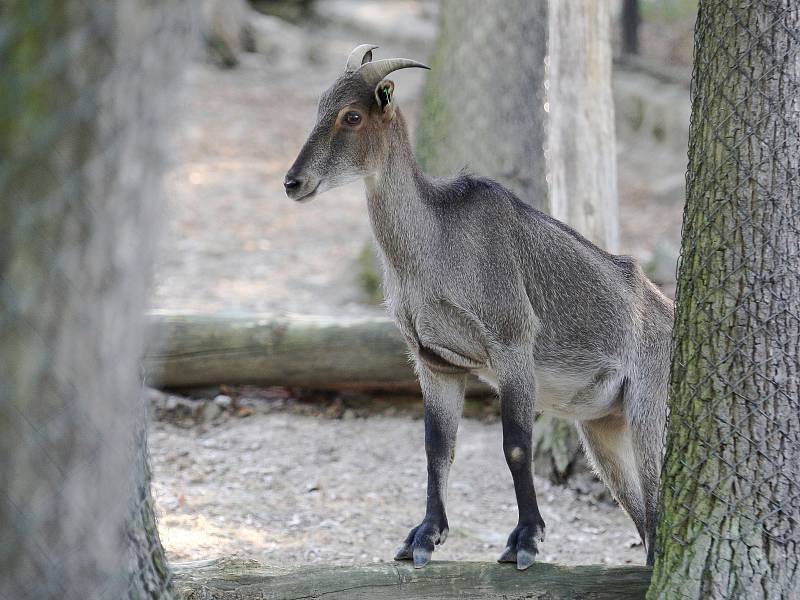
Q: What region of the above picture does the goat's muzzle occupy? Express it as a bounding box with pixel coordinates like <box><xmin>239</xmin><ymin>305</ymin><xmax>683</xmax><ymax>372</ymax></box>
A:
<box><xmin>283</xmin><ymin>171</ymin><xmax>319</xmax><ymax>202</ymax></box>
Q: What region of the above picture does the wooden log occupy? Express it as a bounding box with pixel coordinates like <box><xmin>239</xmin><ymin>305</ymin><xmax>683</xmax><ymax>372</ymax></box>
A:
<box><xmin>172</xmin><ymin>557</ymin><xmax>652</xmax><ymax>600</ymax></box>
<box><xmin>144</xmin><ymin>311</ymin><xmax>417</xmax><ymax>391</ymax></box>
<box><xmin>145</xmin><ymin>311</ymin><xmax>493</xmax><ymax>394</ymax></box>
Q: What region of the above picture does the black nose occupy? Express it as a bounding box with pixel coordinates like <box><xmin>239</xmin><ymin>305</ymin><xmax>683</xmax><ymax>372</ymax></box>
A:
<box><xmin>284</xmin><ymin>177</ymin><xmax>301</xmax><ymax>191</ymax></box>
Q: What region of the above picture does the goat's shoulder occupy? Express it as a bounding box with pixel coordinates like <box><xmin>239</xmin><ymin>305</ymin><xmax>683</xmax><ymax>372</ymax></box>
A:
<box><xmin>424</xmin><ymin>173</ymin><xmax>500</xmax><ymax>211</ymax></box>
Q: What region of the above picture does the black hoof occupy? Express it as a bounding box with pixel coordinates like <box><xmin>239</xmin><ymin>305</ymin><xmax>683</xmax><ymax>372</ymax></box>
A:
<box><xmin>497</xmin><ymin>521</ymin><xmax>545</xmax><ymax>570</ymax></box>
<box><xmin>394</xmin><ymin>519</ymin><xmax>448</xmax><ymax>568</ymax></box>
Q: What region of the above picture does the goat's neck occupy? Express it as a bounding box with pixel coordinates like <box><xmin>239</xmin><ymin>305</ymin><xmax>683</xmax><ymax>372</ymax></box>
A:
<box><xmin>364</xmin><ymin>110</ymin><xmax>435</xmax><ymax>273</ymax></box>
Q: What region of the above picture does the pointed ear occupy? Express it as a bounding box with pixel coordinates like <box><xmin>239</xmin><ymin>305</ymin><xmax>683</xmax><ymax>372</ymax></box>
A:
<box><xmin>374</xmin><ymin>79</ymin><xmax>395</xmax><ymax>119</ymax></box>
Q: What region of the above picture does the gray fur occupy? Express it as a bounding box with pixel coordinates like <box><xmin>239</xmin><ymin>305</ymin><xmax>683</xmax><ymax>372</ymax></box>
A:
<box><xmin>285</xmin><ymin>51</ymin><xmax>673</xmax><ymax>568</ymax></box>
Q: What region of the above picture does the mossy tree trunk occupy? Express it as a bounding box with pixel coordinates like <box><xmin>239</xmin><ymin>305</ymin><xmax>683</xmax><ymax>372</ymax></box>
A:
<box><xmin>0</xmin><ymin>2</ymin><xmax>189</xmax><ymax>598</ymax></box>
<box><xmin>647</xmin><ymin>1</ymin><xmax>800</xmax><ymax>598</ymax></box>
<box><xmin>416</xmin><ymin>1</ymin><xmax>618</xmax><ymax>484</ymax></box>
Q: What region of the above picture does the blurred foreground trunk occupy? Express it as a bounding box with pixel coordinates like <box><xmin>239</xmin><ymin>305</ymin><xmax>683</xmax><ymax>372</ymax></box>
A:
<box><xmin>648</xmin><ymin>2</ymin><xmax>800</xmax><ymax>598</ymax></box>
<box><xmin>0</xmin><ymin>2</ymin><xmax>189</xmax><ymax>598</ymax></box>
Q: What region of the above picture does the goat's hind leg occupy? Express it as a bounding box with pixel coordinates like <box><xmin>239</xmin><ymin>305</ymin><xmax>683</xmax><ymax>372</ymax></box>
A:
<box><xmin>625</xmin><ymin>376</ymin><xmax>668</xmax><ymax>566</ymax></box>
<box><xmin>577</xmin><ymin>414</ymin><xmax>648</xmax><ymax>553</ymax></box>
<box><xmin>394</xmin><ymin>367</ymin><xmax>465</xmax><ymax>568</ymax></box>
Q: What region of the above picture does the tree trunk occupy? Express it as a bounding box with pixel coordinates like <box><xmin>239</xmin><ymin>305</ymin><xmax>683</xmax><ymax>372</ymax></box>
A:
<box><xmin>547</xmin><ymin>0</ymin><xmax>619</xmax><ymax>252</ymax></box>
<box><xmin>127</xmin><ymin>400</ymin><xmax>175</xmax><ymax>598</ymax></box>
<box><xmin>416</xmin><ymin>0</ymin><xmax>549</xmax><ymax>211</ymax></box>
<box><xmin>647</xmin><ymin>2</ymin><xmax>800</xmax><ymax>598</ymax></box>
<box><xmin>0</xmin><ymin>2</ymin><xmax>189</xmax><ymax>599</ymax></box>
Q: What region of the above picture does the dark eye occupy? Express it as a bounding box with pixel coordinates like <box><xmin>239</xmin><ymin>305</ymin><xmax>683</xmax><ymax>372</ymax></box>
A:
<box><xmin>343</xmin><ymin>111</ymin><xmax>362</xmax><ymax>126</ymax></box>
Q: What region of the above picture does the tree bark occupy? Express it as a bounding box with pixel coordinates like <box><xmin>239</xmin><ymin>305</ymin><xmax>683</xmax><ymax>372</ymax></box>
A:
<box><xmin>0</xmin><ymin>2</ymin><xmax>189</xmax><ymax>599</ymax></box>
<box><xmin>416</xmin><ymin>0</ymin><xmax>549</xmax><ymax>211</ymax></box>
<box><xmin>172</xmin><ymin>557</ymin><xmax>652</xmax><ymax>600</ymax></box>
<box><xmin>127</xmin><ymin>399</ymin><xmax>176</xmax><ymax>598</ymax></box>
<box><xmin>547</xmin><ymin>0</ymin><xmax>619</xmax><ymax>252</ymax></box>
<box><xmin>647</xmin><ymin>2</ymin><xmax>800</xmax><ymax>598</ymax></box>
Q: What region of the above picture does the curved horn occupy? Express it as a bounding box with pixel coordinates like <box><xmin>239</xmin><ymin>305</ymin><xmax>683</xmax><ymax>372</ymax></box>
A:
<box><xmin>357</xmin><ymin>58</ymin><xmax>430</xmax><ymax>86</ymax></box>
<box><xmin>346</xmin><ymin>44</ymin><xmax>379</xmax><ymax>72</ymax></box>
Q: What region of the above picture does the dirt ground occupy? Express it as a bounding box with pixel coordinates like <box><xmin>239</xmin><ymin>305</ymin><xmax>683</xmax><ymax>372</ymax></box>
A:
<box><xmin>151</xmin><ymin>406</ymin><xmax>644</xmax><ymax>568</ymax></box>
<box><xmin>149</xmin><ymin>0</ymin><xmax>688</xmax><ymax>571</ymax></box>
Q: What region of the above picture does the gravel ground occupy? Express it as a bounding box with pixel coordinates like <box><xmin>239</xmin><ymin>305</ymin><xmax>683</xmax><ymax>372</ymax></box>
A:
<box><xmin>151</xmin><ymin>410</ymin><xmax>644</xmax><ymax>568</ymax></box>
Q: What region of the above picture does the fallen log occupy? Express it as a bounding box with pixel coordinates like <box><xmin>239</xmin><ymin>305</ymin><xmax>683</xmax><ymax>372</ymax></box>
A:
<box><xmin>172</xmin><ymin>557</ymin><xmax>652</xmax><ymax>600</ymax></box>
<box><xmin>144</xmin><ymin>311</ymin><xmax>417</xmax><ymax>391</ymax></box>
<box><xmin>145</xmin><ymin>311</ymin><xmax>493</xmax><ymax>393</ymax></box>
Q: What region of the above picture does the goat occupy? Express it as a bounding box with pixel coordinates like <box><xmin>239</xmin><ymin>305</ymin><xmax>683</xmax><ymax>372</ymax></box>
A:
<box><xmin>284</xmin><ymin>45</ymin><xmax>673</xmax><ymax>570</ymax></box>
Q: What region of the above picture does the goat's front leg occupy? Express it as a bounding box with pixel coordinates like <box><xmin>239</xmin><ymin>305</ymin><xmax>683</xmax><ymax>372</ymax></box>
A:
<box><xmin>394</xmin><ymin>367</ymin><xmax>465</xmax><ymax>568</ymax></box>
<box><xmin>496</xmin><ymin>361</ymin><xmax>546</xmax><ymax>570</ymax></box>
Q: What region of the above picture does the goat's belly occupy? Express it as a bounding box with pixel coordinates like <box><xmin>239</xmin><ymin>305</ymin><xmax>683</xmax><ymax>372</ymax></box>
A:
<box><xmin>417</xmin><ymin>342</ymin><xmax>487</xmax><ymax>374</ymax></box>
<box><xmin>475</xmin><ymin>366</ymin><xmax>622</xmax><ymax>421</ymax></box>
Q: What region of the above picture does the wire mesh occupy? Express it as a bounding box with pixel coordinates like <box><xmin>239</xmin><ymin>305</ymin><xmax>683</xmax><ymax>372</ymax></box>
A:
<box><xmin>0</xmin><ymin>2</ymin><xmax>192</xmax><ymax>599</ymax></box>
<box><xmin>651</xmin><ymin>0</ymin><xmax>799</xmax><ymax>597</ymax></box>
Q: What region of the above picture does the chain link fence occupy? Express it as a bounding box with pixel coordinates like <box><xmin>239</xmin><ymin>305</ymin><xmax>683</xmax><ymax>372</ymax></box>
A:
<box><xmin>650</xmin><ymin>1</ymin><xmax>799</xmax><ymax>597</ymax></box>
<box><xmin>0</xmin><ymin>3</ymin><xmax>192</xmax><ymax>599</ymax></box>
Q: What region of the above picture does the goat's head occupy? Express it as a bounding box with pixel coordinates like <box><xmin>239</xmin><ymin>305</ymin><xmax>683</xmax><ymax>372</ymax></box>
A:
<box><xmin>284</xmin><ymin>44</ymin><xmax>428</xmax><ymax>202</ymax></box>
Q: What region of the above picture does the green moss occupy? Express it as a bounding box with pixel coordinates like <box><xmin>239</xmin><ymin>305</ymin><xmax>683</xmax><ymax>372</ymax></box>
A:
<box><xmin>652</xmin><ymin>122</ymin><xmax>666</xmax><ymax>143</ymax></box>
<box><xmin>357</xmin><ymin>241</ymin><xmax>383</xmax><ymax>305</ymax></box>
<box><xmin>1</xmin><ymin>2</ymin><xmax>62</xmax><ymax>154</ymax></box>
<box><xmin>414</xmin><ymin>21</ymin><xmax>454</xmax><ymax>176</ymax></box>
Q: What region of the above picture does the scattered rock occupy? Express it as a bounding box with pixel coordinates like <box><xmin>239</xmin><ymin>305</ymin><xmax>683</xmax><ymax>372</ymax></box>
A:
<box><xmin>203</xmin><ymin>402</ymin><xmax>223</xmax><ymax>423</ymax></box>
<box><xmin>214</xmin><ymin>394</ymin><xmax>233</xmax><ymax>410</ymax></box>
<box><xmin>148</xmin><ymin>388</ymin><xmax>232</xmax><ymax>427</ymax></box>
